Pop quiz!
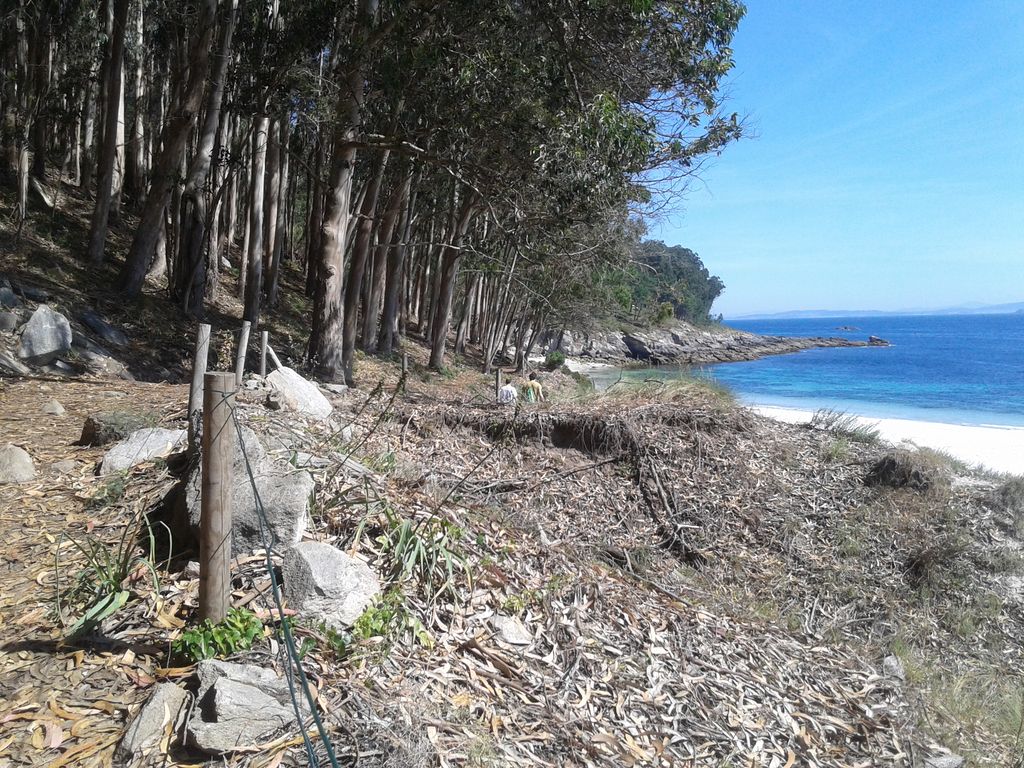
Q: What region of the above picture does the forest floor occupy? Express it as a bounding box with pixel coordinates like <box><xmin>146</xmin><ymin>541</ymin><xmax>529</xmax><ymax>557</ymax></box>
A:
<box><xmin>1</xmin><ymin>187</ymin><xmax>1024</xmax><ymax>767</ymax></box>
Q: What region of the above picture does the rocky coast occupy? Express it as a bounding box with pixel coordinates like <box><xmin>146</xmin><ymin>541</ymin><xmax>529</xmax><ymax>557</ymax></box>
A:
<box><xmin>550</xmin><ymin>321</ymin><xmax>888</xmax><ymax>365</ymax></box>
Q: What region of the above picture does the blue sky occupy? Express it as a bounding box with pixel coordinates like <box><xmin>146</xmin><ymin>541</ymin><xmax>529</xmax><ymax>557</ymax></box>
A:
<box><xmin>652</xmin><ymin>1</ymin><xmax>1024</xmax><ymax>317</ymax></box>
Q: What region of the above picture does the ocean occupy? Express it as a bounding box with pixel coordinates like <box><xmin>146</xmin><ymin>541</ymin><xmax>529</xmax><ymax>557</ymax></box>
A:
<box><xmin>589</xmin><ymin>314</ymin><xmax>1024</xmax><ymax>427</ymax></box>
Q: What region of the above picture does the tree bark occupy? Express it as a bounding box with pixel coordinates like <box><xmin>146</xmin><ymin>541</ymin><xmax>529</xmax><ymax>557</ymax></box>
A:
<box><xmin>363</xmin><ymin>169</ymin><xmax>409</xmax><ymax>352</ymax></box>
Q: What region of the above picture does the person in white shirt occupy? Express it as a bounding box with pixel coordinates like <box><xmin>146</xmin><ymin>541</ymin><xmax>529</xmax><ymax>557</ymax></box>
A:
<box><xmin>497</xmin><ymin>381</ymin><xmax>518</xmax><ymax>404</ymax></box>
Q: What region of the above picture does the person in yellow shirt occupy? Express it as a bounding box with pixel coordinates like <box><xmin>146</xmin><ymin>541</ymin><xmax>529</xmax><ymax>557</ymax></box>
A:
<box><xmin>523</xmin><ymin>372</ymin><xmax>544</xmax><ymax>403</ymax></box>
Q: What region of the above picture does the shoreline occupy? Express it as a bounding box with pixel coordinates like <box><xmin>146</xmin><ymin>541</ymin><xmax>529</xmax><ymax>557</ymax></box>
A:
<box><xmin>751</xmin><ymin>404</ymin><xmax>1024</xmax><ymax>476</ymax></box>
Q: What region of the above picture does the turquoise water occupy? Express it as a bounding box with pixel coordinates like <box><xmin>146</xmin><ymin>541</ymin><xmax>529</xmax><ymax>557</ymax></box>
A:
<box><xmin>588</xmin><ymin>314</ymin><xmax>1024</xmax><ymax>427</ymax></box>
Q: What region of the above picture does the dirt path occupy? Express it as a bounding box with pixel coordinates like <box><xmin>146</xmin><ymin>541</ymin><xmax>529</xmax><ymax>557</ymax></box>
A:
<box><xmin>0</xmin><ymin>378</ymin><xmax>187</xmax><ymax>767</ymax></box>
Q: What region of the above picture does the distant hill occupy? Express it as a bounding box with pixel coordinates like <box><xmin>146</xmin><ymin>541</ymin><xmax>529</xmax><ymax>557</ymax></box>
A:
<box><xmin>732</xmin><ymin>301</ymin><xmax>1024</xmax><ymax>320</ymax></box>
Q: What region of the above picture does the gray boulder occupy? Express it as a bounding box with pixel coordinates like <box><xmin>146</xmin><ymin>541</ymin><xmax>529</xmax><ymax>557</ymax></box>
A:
<box><xmin>186</xmin><ymin>660</ymin><xmax>309</xmax><ymax>755</ymax></box>
<box><xmin>42</xmin><ymin>399</ymin><xmax>65</xmax><ymax>416</ymax></box>
<box><xmin>80</xmin><ymin>411</ymin><xmax>154</xmax><ymax>446</ymax></box>
<box><xmin>116</xmin><ymin>682</ymin><xmax>189</xmax><ymax>765</ymax></box>
<box><xmin>0</xmin><ymin>311</ymin><xmax>19</xmax><ymax>332</ymax></box>
<box><xmin>282</xmin><ymin>541</ymin><xmax>380</xmax><ymax>629</ymax></box>
<box><xmin>882</xmin><ymin>654</ymin><xmax>905</xmax><ymax>682</ymax></box>
<box><xmin>265</xmin><ymin>366</ymin><xmax>333</xmax><ymax>420</ymax></box>
<box><xmin>51</xmin><ymin>459</ymin><xmax>78</xmax><ymax>474</ymax></box>
<box><xmin>80</xmin><ymin>309</ymin><xmax>130</xmax><ymax>348</ymax></box>
<box><xmin>17</xmin><ymin>304</ymin><xmax>72</xmax><ymax>364</ymax></box>
<box><xmin>0</xmin><ymin>444</ymin><xmax>35</xmax><ymax>483</ymax></box>
<box><xmin>181</xmin><ymin>426</ymin><xmax>312</xmax><ymax>555</ymax></box>
<box><xmin>101</xmin><ymin>428</ymin><xmax>186</xmax><ymax>474</ymax></box>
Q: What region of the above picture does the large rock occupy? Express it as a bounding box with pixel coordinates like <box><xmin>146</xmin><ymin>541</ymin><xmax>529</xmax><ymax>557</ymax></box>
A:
<box><xmin>116</xmin><ymin>682</ymin><xmax>189</xmax><ymax>765</ymax></box>
<box><xmin>80</xmin><ymin>411</ymin><xmax>154</xmax><ymax>446</ymax></box>
<box><xmin>42</xmin><ymin>399</ymin><xmax>65</xmax><ymax>416</ymax></box>
<box><xmin>0</xmin><ymin>285</ymin><xmax>18</xmax><ymax>309</ymax></box>
<box><xmin>0</xmin><ymin>444</ymin><xmax>35</xmax><ymax>484</ymax></box>
<box><xmin>186</xmin><ymin>660</ymin><xmax>309</xmax><ymax>755</ymax></box>
<box><xmin>265</xmin><ymin>367</ymin><xmax>333</xmax><ymax>420</ymax></box>
<box><xmin>16</xmin><ymin>304</ymin><xmax>72</xmax><ymax>365</ymax></box>
<box><xmin>80</xmin><ymin>309</ymin><xmax>130</xmax><ymax>348</ymax></box>
<box><xmin>283</xmin><ymin>542</ymin><xmax>380</xmax><ymax>629</ymax></box>
<box><xmin>101</xmin><ymin>428</ymin><xmax>186</xmax><ymax>474</ymax></box>
<box><xmin>181</xmin><ymin>426</ymin><xmax>313</xmax><ymax>555</ymax></box>
<box><xmin>0</xmin><ymin>311</ymin><xmax>19</xmax><ymax>332</ymax></box>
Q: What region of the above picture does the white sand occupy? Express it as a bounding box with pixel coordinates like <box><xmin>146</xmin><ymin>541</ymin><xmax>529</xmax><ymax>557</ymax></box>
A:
<box><xmin>752</xmin><ymin>405</ymin><xmax>1024</xmax><ymax>476</ymax></box>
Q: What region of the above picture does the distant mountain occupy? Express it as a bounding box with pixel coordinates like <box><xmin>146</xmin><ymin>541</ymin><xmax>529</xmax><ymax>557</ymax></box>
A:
<box><xmin>731</xmin><ymin>301</ymin><xmax>1024</xmax><ymax>320</ymax></box>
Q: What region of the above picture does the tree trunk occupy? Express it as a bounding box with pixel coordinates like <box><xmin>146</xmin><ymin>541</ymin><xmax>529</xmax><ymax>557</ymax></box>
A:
<box><xmin>363</xmin><ymin>169</ymin><xmax>409</xmax><ymax>352</ymax></box>
<box><xmin>309</xmin><ymin>0</ymin><xmax>377</xmax><ymax>382</ymax></box>
<box><xmin>243</xmin><ymin>114</ymin><xmax>269</xmax><ymax>324</ymax></box>
<box><xmin>340</xmin><ymin>146</ymin><xmax>389</xmax><ymax>385</ymax></box>
<box><xmin>428</xmin><ymin>194</ymin><xmax>477</xmax><ymax>370</ymax></box>
<box><xmin>86</xmin><ymin>0</ymin><xmax>129</xmax><ymax>264</ymax></box>
<box><xmin>124</xmin><ymin>0</ymin><xmax>145</xmax><ymax>205</ymax></box>
<box><xmin>119</xmin><ymin>0</ymin><xmax>217</xmax><ymax>296</ymax></box>
<box><xmin>175</xmin><ymin>0</ymin><xmax>237</xmax><ymax>316</ymax></box>
<box><xmin>377</xmin><ymin>176</ymin><xmax>418</xmax><ymax>355</ymax></box>
<box><xmin>267</xmin><ymin>117</ymin><xmax>289</xmax><ymax>306</ymax></box>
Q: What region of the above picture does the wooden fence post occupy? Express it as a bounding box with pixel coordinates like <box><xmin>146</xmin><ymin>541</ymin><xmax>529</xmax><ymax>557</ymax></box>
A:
<box><xmin>401</xmin><ymin>352</ymin><xmax>408</xmax><ymax>375</ymax></box>
<box><xmin>199</xmin><ymin>372</ymin><xmax>235</xmax><ymax>623</ymax></box>
<box><xmin>234</xmin><ymin>320</ymin><xmax>251</xmax><ymax>388</ymax></box>
<box><xmin>187</xmin><ymin>323</ymin><xmax>211</xmax><ymax>450</ymax></box>
<box><xmin>259</xmin><ymin>331</ymin><xmax>269</xmax><ymax>378</ymax></box>
<box><xmin>495</xmin><ymin>369</ymin><xmax>502</xmax><ymax>400</ymax></box>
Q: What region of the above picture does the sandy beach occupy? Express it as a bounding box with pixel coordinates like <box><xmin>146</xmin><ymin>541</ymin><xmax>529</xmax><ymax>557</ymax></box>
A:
<box><xmin>752</xmin><ymin>405</ymin><xmax>1024</xmax><ymax>476</ymax></box>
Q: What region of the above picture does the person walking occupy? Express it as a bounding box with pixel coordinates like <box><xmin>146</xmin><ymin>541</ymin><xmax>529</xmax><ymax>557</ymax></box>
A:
<box><xmin>523</xmin><ymin>372</ymin><xmax>545</xmax><ymax>403</ymax></box>
<box><xmin>498</xmin><ymin>379</ymin><xmax>518</xmax><ymax>404</ymax></box>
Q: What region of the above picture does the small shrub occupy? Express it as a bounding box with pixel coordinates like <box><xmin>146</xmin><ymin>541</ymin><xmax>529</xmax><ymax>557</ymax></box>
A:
<box><xmin>377</xmin><ymin>508</ymin><xmax>470</xmax><ymax>601</ymax></box>
<box><xmin>819</xmin><ymin>438</ymin><xmax>851</xmax><ymax>463</ymax></box>
<box><xmin>88</xmin><ymin>473</ymin><xmax>128</xmax><ymax>509</ymax></box>
<box><xmin>543</xmin><ymin>351</ymin><xmax>566</xmax><ymax>371</ymax></box>
<box><xmin>865</xmin><ymin>452</ymin><xmax>935</xmax><ymax>491</ymax></box>
<box><xmin>810</xmin><ymin>409</ymin><xmax>880</xmax><ymax>444</ymax></box>
<box><xmin>173</xmin><ymin>607</ymin><xmax>265</xmax><ymax>662</ymax></box>
<box><xmin>993</xmin><ymin>477</ymin><xmax>1024</xmax><ymax>537</ymax></box>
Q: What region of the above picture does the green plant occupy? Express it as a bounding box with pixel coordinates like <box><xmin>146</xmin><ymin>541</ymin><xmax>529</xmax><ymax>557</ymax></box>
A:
<box><xmin>377</xmin><ymin>508</ymin><xmax>470</xmax><ymax>601</ymax></box>
<box><xmin>352</xmin><ymin>589</ymin><xmax>433</xmax><ymax>649</ymax></box>
<box><xmin>56</xmin><ymin>511</ymin><xmax>162</xmax><ymax>638</ymax></box>
<box><xmin>810</xmin><ymin>409</ymin><xmax>880</xmax><ymax>444</ymax></box>
<box><xmin>88</xmin><ymin>473</ymin><xmax>128</xmax><ymax>509</ymax></box>
<box><xmin>819</xmin><ymin>437</ymin><xmax>850</xmax><ymax>463</ymax></box>
<box><xmin>543</xmin><ymin>350</ymin><xmax>566</xmax><ymax>371</ymax></box>
<box><xmin>173</xmin><ymin>607</ymin><xmax>265</xmax><ymax>662</ymax></box>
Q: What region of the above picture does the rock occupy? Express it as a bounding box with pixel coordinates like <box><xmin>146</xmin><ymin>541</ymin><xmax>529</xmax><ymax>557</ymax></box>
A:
<box><xmin>0</xmin><ymin>286</ymin><xmax>18</xmax><ymax>309</ymax></box>
<box><xmin>868</xmin><ymin>335</ymin><xmax>890</xmax><ymax>346</ymax></box>
<box><xmin>321</xmin><ymin>382</ymin><xmax>349</xmax><ymax>395</ymax></box>
<box><xmin>80</xmin><ymin>309</ymin><xmax>129</xmax><ymax>348</ymax></box>
<box><xmin>491</xmin><ymin>614</ymin><xmax>533</xmax><ymax>646</ymax></box>
<box><xmin>265</xmin><ymin>367</ymin><xmax>333</xmax><ymax>420</ymax></box>
<box><xmin>0</xmin><ymin>311</ymin><xmax>19</xmax><ymax>332</ymax></box>
<box><xmin>42</xmin><ymin>399</ymin><xmax>65</xmax><ymax>416</ymax></box>
<box><xmin>51</xmin><ymin>459</ymin><xmax>78</xmax><ymax>474</ymax></box>
<box><xmin>186</xmin><ymin>660</ymin><xmax>309</xmax><ymax>754</ymax></box>
<box><xmin>264</xmin><ymin>391</ymin><xmax>283</xmax><ymax>410</ymax></box>
<box><xmin>72</xmin><ymin>335</ymin><xmax>133</xmax><ymax>379</ymax></box>
<box><xmin>101</xmin><ymin>428</ymin><xmax>186</xmax><ymax>474</ymax></box>
<box><xmin>881</xmin><ymin>654</ymin><xmax>905</xmax><ymax>681</ymax></box>
<box><xmin>924</xmin><ymin>754</ymin><xmax>964</xmax><ymax>768</ymax></box>
<box><xmin>180</xmin><ymin>426</ymin><xmax>313</xmax><ymax>555</ymax></box>
<box><xmin>0</xmin><ymin>350</ymin><xmax>31</xmax><ymax>375</ymax></box>
<box><xmin>16</xmin><ymin>304</ymin><xmax>72</xmax><ymax>364</ymax></box>
<box><xmin>0</xmin><ymin>444</ymin><xmax>35</xmax><ymax>483</ymax></box>
<box><xmin>835</xmin><ymin>325</ymin><xmax>860</xmax><ymax>331</ymax></box>
<box><xmin>117</xmin><ymin>682</ymin><xmax>189</xmax><ymax>764</ymax></box>
<box><xmin>79</xmin><ymin>411</ymin><xmax>154</xmax><ymax>446</ymax></box>
<box><xmin>282</xmin><ymin>541</ymin><xmax>380</xmax><ymax>629</ymax></box>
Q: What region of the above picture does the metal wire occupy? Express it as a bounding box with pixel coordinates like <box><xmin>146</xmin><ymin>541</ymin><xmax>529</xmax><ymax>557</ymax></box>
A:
<box><xmin>227</xmin><ymin>407</ymin><xmax>341</xmax><ymax>768</ymax></box>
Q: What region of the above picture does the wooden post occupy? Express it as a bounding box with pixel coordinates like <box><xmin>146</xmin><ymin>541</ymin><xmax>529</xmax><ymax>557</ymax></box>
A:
<box><xmin>234</xmin><ymin>320</ymin><xmax>251</xmax><ymax>388</ymax></box>
<box><xmin>495</xmin><ymin>369</ymin><xmax>502</xmax><ymax>400</ymax></box>
<box><xmin>401</xmin><ymin>353</ymin><xmax>408</xmax><ymax>375</ymax></box>
<box><xmin>259</xmin><ymin>330</ymin><xmax>269</xmax><ymax>378</ymax></box>
<box><xmin>199</xmin><ymin>372</ymin><xmax>235</xmax><ymax>623</ymax></box>
<box><xmin>187</xmin><ymin>323</ymin><xmax>211</xmax><ymax>450</ymax></box>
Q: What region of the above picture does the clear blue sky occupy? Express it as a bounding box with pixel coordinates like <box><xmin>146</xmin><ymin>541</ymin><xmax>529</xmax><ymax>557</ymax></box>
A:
<box><xmin>651</xmin><ymin>1</ymin><xmax>1024</xmax><ymax>317</ymax></box>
